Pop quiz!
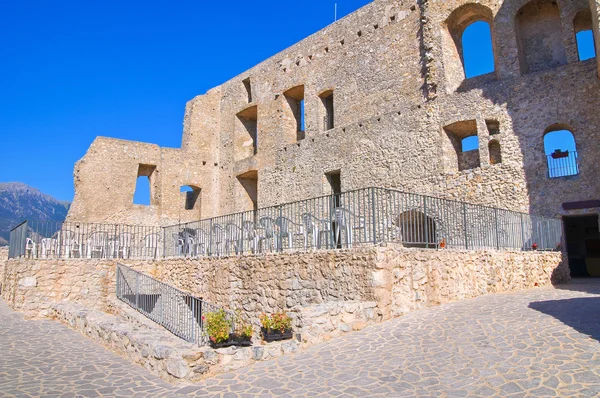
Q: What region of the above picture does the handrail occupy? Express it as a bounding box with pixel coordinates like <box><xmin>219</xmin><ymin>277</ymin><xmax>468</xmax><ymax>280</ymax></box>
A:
<box><xmin>116</xmin><ymin>263</ymin><xmax>233</xmax><ymax>346</ymax></box>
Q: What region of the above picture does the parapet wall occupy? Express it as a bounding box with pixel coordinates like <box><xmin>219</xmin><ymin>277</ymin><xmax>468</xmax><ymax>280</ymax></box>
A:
<box><xmin>1</xmin><ymin>247</ymin><xmax>569</xmax><ymax>346</ymax></box>
<box><xmin>0</xmin><ymin>247</ymin><xmax>8</xmax><ymax>292</ymax></box>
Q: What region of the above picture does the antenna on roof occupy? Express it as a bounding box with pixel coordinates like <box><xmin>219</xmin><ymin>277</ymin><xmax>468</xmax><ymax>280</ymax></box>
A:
<box><xmin>334</xmin><ymin>3</ymin><xmax>337</xmax><ymax>21</ymax></box>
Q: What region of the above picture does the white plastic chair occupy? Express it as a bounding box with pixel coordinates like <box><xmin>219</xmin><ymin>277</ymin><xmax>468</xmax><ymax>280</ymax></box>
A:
<box><xmin>258</xmin><ymin>217</ymin><xmax>278</xmax><ymax>252</ymax></box>
<box><xmin>333</xmin><ymin>207</ymin><xmax>365</xmax><ymax>249</ymax></box>
<box><xmin>211</xmin><ymin>224</ymin><xmax>226</xmax><ymax>257</ymax></box>
<box><xmin>141</xmin><ymin>232</ymin><xmax>161</xmax><ymax>259</ymax></box>
<box><xmin>225</xmin><ymin>223</ymin><xmax>243</xmax><ymax>255</ymax></box>
<box><xmin>115</xmin><ymin>232</ymin><xmax>135</xmax><ymax>259</ymax></box>
<box><xmin>242</xmin><ymin>221</ymin><xmax>259</xmax><ymax>253</ymax></box>
<box><xmin>302</xmin><ymin>213</ymin><xmax>331</xmax><ymax>249</ymax></box>
<box><xmin>172</xmin><ymin>233</ymin><xmax>184</xmax><ymax>257</ymax></box>
<box><xmin>180</xmin><ymin>230</ymin><xmax>195</xmax><ymax>257</ymax></box>
<box><xmin>87</xmin><ymin>231</ymin><xmax>108</xmax><ymax>258</ymax></box>
<box><xmin>275</xmin><ymin>216</ymin><xmax>303</xmax><ymax>250</ymax></box>
<box><xmin>41</xmin><ymin>237</ymin><xmax>57</xmax><ymax>259</ymax></box>
<box><xmin>195</xmin><ymin>228</ymin><xmax>210</xmax><ymax>257</ymax></box>
<box><xmin>60</xmin><ymin>229</ymin><xmax>81</xmax><ymax>258</ymax></box>
<box><xmin>25</xmin><ymin>238</ymin><xmax>37</xmax><ymax>258</ymax></box>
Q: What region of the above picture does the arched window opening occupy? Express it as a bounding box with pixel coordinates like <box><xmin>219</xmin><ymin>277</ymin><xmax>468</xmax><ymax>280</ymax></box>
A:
<box><xmin>489</xmin><ymin>140</ymin><xmax>502</xmax><ymax>165</ymax></box>
<box><xmin>444</xmin><ymin>4</ymin><xmax>495</xmax><ymax>89</ymax></box>
<box><xmin>574</xmin><ymin>9</ymin><xmax>596</xmax><ymax>61</ymax></box>
<box><xmin>544</xmin><ymin>126</ymin><xmax>579</xmax><ymax>178</ymax></box>
<box><xmin>462</xmin><ymin>21</ymin><xmax>495</xmax><ymax>78</ymax></box>
<box><xmin>180</xmin><ymin>185</ymin><xmax>201</xmax><ymax>211</ymax></box>
<box><xmin>516</xmin><ymin>0</ymin><xmax>567</xmax><ymax>74</ymax></box>
<box><xmin>133</xmin><ymin>164</ymin><xmax>156</xmax><ymax>206</ymax></box>
<box><xmin>396</xmin><ymin>211</ymin><xmax>438</xmax><ymax>248</ymax></box>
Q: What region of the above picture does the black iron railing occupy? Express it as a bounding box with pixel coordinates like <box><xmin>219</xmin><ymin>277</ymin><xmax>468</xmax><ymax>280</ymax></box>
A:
<box><xmin>8</xmin><ymin>221</ymin><xmax>162</xmax><ymax>260</ymax></box>
<box><xmin>8</xmin><ymin>187</ymin><xmax>563</xmax><ymax>260</ymax></box>
<box><xmin>116</xmin><ymin>263</ymin><xmax>233</xmax><ymax>345</ymax></box>
<box><xmin>164</xmin><ymin>187</ymin><xmax>563</xmax><ymax>257</ymax></box>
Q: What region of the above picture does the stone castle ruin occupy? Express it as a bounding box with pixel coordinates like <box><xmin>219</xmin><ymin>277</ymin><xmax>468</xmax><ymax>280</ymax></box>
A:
<box><xmin>66</xmin><ymin>0</ymin><xmax>600</xmax><ymax>276</ymax></box>
<box><xmin>69</xmin><ymin>0</ymin><xmax>600</xmax><ymax>222</ymax></box>
<box><xmin>2</xmin><ymin>0</ymin><xmax>599</xmax><ymax>381</ymax></box>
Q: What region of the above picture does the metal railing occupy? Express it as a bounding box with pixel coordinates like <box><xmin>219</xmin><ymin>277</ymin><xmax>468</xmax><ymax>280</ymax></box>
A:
<box><xmin>547</xmin><ymin>151</ymin><xmax>579</xmax><ymax>178</ymax></box>
<box><xmin>9</xmin><ymin>220</ymin><xmax>162</xmax><ymax>260</ymax></box>
<box><xmin>9</xmin><ymin>187</ymin><xmax>563</xmax><ymax>260</ymax></box>
<box><xmin>8</xmin><ymin>221</ymin><xmax>28</xmax><ymax>259</ymax></box>
<box><xmin>116</xmin><ymin>263</ymin><xmax>232</xmax><ymax>345</ymax></box>
<box><xmin>164</xmin><ymin>187</ymin><xmax>563</xmax><ymax>257</ymax></box>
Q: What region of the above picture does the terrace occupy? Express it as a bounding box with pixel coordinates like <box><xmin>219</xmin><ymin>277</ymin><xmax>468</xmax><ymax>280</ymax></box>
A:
<box><xmin>8</xmin><ymin>186</ymin><xmax>563</xmax><ymax>261</ymax></box>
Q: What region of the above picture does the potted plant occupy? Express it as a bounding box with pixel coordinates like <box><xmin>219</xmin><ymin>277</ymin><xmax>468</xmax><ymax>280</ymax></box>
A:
<box><xmin>551</xmin><ymin>149</ymin><xmax>569</xmax><ymax>159</ymax></box>
<box><xmin>204</xmin><ymin>309</ymin><xmax>253</xmax><ymax>348</ymax></box>
<box><xmin>231</xmin><ymin>311</ymin><xmax>253</xmax><ymax>346</ymax></box>
<box><xmin>260</xmin><ymin>312</ymin><xmax>293</xmax><ymax>342</ymax></box>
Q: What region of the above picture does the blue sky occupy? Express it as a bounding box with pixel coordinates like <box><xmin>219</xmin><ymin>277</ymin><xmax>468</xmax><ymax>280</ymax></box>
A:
<box><xmin>0</xmin><ymin>0</ymin><xmax>370</xmax><ymax>202</ymax></box>
<box><xmin>0</xmin><ymin>2</ymin><xmax>596</xmax><ymax>203</ymax></box>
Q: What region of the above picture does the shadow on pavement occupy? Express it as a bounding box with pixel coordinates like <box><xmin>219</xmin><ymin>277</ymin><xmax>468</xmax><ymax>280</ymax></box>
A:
<box><xmin>529</xmin><ymin>296</ymin><xmax>600</xmax><ymax>343</ymax></box>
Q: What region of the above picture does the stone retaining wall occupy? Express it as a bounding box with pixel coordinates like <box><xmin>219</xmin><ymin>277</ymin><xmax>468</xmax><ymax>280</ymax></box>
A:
<box><xmin>134</xmin><ymin>246</ymin><xmax>569</xmax><ymax>346</ymax></box>
<box><xmin>0</xmin><ymin>246</ymin><xmax>8</xmax><ymax>292</ymax></box>
<box><xmin>0</xmin><ymin>247</ymin><xmax>569</xmax><ymax>347</ymax></box>
<box><xmin>0</xmin><ymin>257</ymin><xmax>153</xmax><ymax>318</ymax></box>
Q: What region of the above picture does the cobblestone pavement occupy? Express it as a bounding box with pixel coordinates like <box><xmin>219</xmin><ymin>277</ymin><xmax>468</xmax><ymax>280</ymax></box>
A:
<box><xmin>3</xmin><ymin>280</ymin><xmax>600</xmax><ymax>397</ymax></box>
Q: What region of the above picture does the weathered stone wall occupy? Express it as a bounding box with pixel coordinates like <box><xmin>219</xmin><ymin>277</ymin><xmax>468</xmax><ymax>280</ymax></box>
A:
<box><xmin>67</xmin><ymin>137</ymin><xmax>220</xmax><ymax>226</ymax></box>
<box><xmin>0</xmin><ymin>246</ymin><xmax>8</xmax><ymax>292</ymax></box>
<box><xmin>380</xmin><ymin>248</ymin><xmax>570</xmax><ymax>317</ymax></box>
<box><xmin>142</xmin><ymin>247</ymin><xmax>568</xmax><ymax>344</ymax></box>
<box><xmin>0</xmin><ymin>257</ymin><xmax>154</xmax><ymax>318</ymax></box>
<box><xmin>66</xmin><ymin>0</ymin><xmax>600</xmax><ymax>226</ymax></box>
<box><xmin>1</xmin><ymin>248</ymin><xmax>568</xmax><ymax>339</ymax></box>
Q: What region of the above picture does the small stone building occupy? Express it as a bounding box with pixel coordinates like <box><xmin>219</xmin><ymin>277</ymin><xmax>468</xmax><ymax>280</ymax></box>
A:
<box><xmin>67</xmin><ymin>0</ymin><xmax>600</xmax><ymax>275</ymax></box>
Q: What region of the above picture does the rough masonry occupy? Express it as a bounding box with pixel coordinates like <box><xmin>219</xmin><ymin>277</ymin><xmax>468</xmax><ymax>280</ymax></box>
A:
<box><xmin>66</xmin><ymin>0</ymin><xmax>600</xmax><ymax>226</ymax></box>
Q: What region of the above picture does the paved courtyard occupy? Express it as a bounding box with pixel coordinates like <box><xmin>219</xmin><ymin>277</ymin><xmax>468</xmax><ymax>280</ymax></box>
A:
<box><xmin>2</xmin><ymin>280</ymin><xmax>600</xmax><ymax>397</ymax></box>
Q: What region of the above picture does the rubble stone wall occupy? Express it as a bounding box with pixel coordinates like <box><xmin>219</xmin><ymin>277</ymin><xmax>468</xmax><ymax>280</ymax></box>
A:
<box><xmin>0</xmin><ymin>246</ymin><xmax>8</xmax><ymax>292</ymax></box>
<box><xmin>139</xmin><ymin>247</ymin><xmax>569</xmax><ymax>344</ymax></box>
<box><xmin>0</xmin><ymin>247</ymin><xmax>567</xmax><ymax>347</ymax></box>
<box><xmin>0</xmin><ymin>257</ymin><xmax>153</xmax><ymax>318</ymax></box>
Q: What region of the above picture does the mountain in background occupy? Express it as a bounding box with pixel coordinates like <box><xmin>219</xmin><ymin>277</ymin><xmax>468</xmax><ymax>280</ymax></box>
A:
<box><xmin>0</xmin><ymin>183</ymin><xmax>70</xmax><ymax>245</ymax></box>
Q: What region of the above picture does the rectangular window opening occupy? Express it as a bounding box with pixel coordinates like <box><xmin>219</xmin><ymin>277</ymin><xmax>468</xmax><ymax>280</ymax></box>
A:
<box><xmin>133</xmin><ymin>164</ymin><xmax>156</xmax><ymax>206</ymax></box>
<box><xmin>236</xmin><ymin>106</ymin><xmax>258</xmax><ymax>159</ymax></box>
<box><xmin>486</xmin><ymin>119</ymin><xmax>500</xmax><ymax>135</ymax></box>
<box><xmin>237</xmin><ymin>171</ymin><xmax>258</xmax><ymax>212</ymax></box>
<box><xmin>242</xmin><ymin>78</ymin><xmax>252</xmax><ymax>103</ymax></box>
<box><xmin>320</xmin><ymin>91</ymin><xmax>334</xmax><ymax>131</ymax></box>
<box><xmin>181</xmin><ymin>185</ymin><xmax>201</xmax><ymax>212</ymax></box>
<box><xmin>284</xmin><ymin>85</ymin><xmax>305</xmax><ymax>141</ymax></box>
<box><xmin>443</xmin><ymin>120</ymin><xmax>480</xmax><ymax>172</ymax></box>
